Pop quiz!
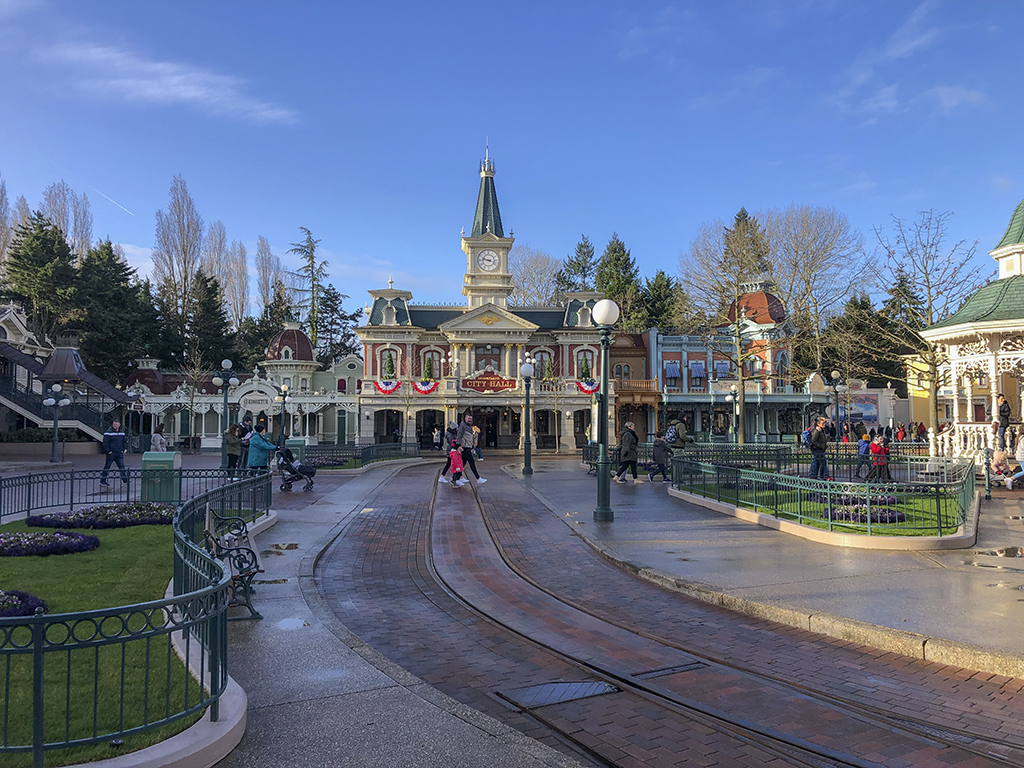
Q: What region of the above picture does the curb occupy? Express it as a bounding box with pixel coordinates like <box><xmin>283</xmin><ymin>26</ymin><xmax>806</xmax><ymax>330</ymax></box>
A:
<box><xmin>518</xmin><ymin>466</ymin><xmax>1022</xmax><ymax>681</ymax></box>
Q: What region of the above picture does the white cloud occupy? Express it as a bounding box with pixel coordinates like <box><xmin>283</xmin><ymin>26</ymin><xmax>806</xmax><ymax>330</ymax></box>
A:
<box><xmin>860</xmin><ymin>84</ymin><xmax>899</xmax><ymax>113</ymax></box>
<box><xmin>930</xmin><ymin>86</ymin><xmax>988</xmax><ymax>113</ymax></box>
<box><xmin>38</xmin><ymin>43</ymin><xmax>298</xmax><ymax>126</ymax></box>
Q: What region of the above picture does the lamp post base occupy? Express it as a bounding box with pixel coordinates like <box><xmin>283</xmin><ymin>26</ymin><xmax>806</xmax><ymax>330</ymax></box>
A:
<box><xmin>594</xmin><ymin>455</ymin><xmax>613</xmax><ymax>522</ymax></box>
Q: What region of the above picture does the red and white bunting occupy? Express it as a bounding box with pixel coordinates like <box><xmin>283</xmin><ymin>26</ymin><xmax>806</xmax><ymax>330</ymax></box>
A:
<box><xmin>576</xmin><ymin>380</ymin><xmax>600</xmax><ymax>394</ymax></box>
<box><xmin>412</xmin><ymin>380</ymin><xmax>438</xmax><ymax>395</ymax></box>
<box><xmin>373</xmin><ymin>380</ymin><xmax>401</xmax><ymax>394</ymax></box>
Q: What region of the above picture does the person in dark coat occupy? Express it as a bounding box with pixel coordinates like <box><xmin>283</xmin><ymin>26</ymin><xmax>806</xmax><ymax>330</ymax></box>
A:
<box><xmin>614</xmin><ymin>421</ymin><xmax>643</xmax><ymax>484</ymax></box>
<box><xmin>648</xmin><ymin>432</ymin><xmax>673</xmax><ymax>482</ymax></box>
<box><xmin>808</xmin><ymin>416</ymin><xmax>829</xmax><ymax>480</ymax></box>
<box><xmin>100</xmin><ymin>420</ymin><xmax>129</xmax><ymax>488</ymax></box>
<box><xmin>998</xmin><ymin>393</ymin><xmax>1012</xmax><ymax>450</ymax></box>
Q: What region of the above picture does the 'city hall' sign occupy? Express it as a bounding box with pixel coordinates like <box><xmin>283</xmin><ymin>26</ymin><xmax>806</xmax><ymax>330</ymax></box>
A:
<box><xmin>462</xmin><ymin>375</ymin><xmax>517</xmax><ymax>393</ymax></box>
<box><xmin>239</xmin><ymin>392</ymin><xmax>275</xmax><ymax>413</ymax></box>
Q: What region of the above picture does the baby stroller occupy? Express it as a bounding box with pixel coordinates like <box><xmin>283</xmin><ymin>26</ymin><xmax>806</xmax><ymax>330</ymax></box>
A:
<box><xmin>276</xmin><ymin>448</ymin><xmax>315</xmax><ymax>492</ymax></box>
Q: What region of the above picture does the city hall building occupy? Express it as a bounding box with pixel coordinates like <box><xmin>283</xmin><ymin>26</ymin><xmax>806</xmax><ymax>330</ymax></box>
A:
<box><xmin>354</xmin><ymin>155</ymin><xmax>608</xmax><ymax>449</ymax></box>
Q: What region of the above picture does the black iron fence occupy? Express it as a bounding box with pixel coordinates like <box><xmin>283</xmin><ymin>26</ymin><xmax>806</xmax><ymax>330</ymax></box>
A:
<box><xmin>304</xmin><ymin>442</ymin><xmax>420</xmax><ymax>468</ymax></box>
<box><xmin>671</xmin><ymin>456</ymin><xmax>975</xmax><ymax>537</ymax></box>
<box><xmin>0</xmin><ymin>469</ymin><xmax>272</xmax><ymax>767</ymax></box>
<box><xmin>0</xmin><ymin>469</ymin><xmax>257</xmax><ymax>523</ymax></box>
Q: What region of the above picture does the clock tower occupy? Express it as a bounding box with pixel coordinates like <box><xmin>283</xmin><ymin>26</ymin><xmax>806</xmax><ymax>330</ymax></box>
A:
<box><xmin>461</xmin><ymin>150</ymin><xmax>515</xmax><ymax>308</ymax></box>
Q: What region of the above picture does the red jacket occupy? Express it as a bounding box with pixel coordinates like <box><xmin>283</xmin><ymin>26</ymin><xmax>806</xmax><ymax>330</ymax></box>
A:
<box><xmin>870</xmin><ymin>442</ymin><xmax>889</xmax><ymax>466</ymax></box>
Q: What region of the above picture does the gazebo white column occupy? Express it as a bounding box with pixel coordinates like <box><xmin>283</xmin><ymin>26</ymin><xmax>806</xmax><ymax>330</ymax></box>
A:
<box><xmin>951</xmin><ymin>368</ymin><xmax>961</xmax><ymax>425</ymax></box>
<box><xmin>990</xmin><ymin>350</ymin><xmax>999</xmax><ymax>418</ymax></box>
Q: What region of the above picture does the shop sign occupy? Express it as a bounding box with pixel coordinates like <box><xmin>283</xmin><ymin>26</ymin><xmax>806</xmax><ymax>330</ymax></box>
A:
<box><xmin>462</xmin><ymin>375</ymin><xmax>517</xmax><ymax>393</ymax></box>
<box><xmin>239</xmin><ymin>392</ymin><xmax>275</xmax><ymax>412</ymax></box>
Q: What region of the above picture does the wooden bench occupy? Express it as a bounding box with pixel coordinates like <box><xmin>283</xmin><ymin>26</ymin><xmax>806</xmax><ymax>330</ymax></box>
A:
<box><xmin>204</xmin><ymin>503</ymin><xmax>263</xmax><ymax>620</ymax></box>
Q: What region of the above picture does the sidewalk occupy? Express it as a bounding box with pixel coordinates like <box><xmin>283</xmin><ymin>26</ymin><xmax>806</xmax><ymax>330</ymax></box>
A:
<box><xmin>521</xmin><ymin>458</ymin><xmax>1024</xmax><ymax>659</ymax></box>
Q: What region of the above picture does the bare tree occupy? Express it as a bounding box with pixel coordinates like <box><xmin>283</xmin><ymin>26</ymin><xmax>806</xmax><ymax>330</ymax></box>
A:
<box><xmin>679</xmin><ymin>210</ymin><xmax>777</xmax><ymax>443</ymax></box>
<box><xmin>874</xmin><ymin>209</ymin><xmax>989</xmax><ymax>429</ymax></box>
<box><xmin>509</xmin><ymin>242</ymin><xmax>560</xmax><ymax>306</ymax></box>
<box><xmin>41</xmin><ymin>180</ymin><xmax>92</xmax><ymax>259</ymax></box>
<box><xmin>177</xmin><ymin>342</ymin><xmax>208</xmax><ymax>453</ymax></box>
<box><xmin>225</xmin><ymin>240</ymin><xmax>249</xmax><ymax>328</ymax></box>
<box><xmin>203</xmin><ymin>220</ymin><xmax>229</xmax><ymax>289</ymax></box>
<box><xmin>71</xmin><ymin>192</ymin><xmax>92</xmax><ymax>258</ymax></box>
<box><xmin>13</xmin><ymin>196</ymin><xmax>30</xmax><ymax>228</ymax></box>
<box><xmin>255</xmin><ymin>235</ymin><xmax>281</xmax><ymax>313</ymax></box>
<box><xmin>761</xmin><ymin>205</ymin><xmax>866</xmax><ymax>376</ymax></box>
<box><xmin>152</xmin><ymin>175</ymin><xmax>205</xmax><ymax>331</ymax></box>
<box><xmin>0</xmin><ymin>174</ymin><xmax>10</xmax><ymax>274</ymax></box>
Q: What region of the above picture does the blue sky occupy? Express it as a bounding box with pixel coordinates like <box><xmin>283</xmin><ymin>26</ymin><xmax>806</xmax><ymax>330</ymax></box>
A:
<box><xmin>1</xmin><ymin>1</ymin><xmax>1021</xmax><ymax>315</ymax></box>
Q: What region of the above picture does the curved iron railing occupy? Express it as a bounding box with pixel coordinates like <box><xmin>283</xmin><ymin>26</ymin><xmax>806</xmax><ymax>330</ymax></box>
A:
<box><xmin>304</xmin><ymin>441</ymin><xmax>420</xmax><ymax>468</ymax></box>
<box><xmin>0</xmin><ymin>469</ymin><xmax>272</xmax><ymax>767</ymax></box>
<box><xmin>670</xmin><ymin>455</ymin><xmax>975</xmax><ymax>536</ymax></box>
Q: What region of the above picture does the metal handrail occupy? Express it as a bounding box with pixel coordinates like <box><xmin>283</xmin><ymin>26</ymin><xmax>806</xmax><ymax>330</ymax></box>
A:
<box><xmin>670</xmin><ymin>455</ymin><xmax>975</xmax><ymax>536</ymax></box>
<box><xmin>305</xmin><ymin>442</ymin><xmax>420</xmax><ymax>468</ymax></box>
<box><xmin>0</xmin><ymin>469</ymin><xmax>272</xmax><ymax>765</ymax></box>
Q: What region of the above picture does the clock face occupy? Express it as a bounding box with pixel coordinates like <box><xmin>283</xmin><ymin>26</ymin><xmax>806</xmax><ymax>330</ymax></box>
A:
<box><xmin>477</xmin><ymin>249</ymin><xmax>500</xmax><ymax>271</ymax></box>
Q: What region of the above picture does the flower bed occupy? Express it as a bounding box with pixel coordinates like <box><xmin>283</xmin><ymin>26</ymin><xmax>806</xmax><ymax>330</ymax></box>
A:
<box><xmin>27</xmin><ymin>502</ymin><xmax>175</xmax><ymax>529</ymax></box>
<box><xmin>807</xmin><ymin>493</ymin><xmax>901</xmax><ymax>506</ymax></box>
<box><xmin>0</xmin><ymin>589</ymin><xmax>46</xmax><ymax>617</ymax></box>
<box><xmin>830</xmin><ymin>506</ymin><xmax>907</xmax><ymax>524</ymax></box>
<box><xmin>0</xmin><ymin>530</ymin><xmax>100</xmax><ymax>557</ymax></box>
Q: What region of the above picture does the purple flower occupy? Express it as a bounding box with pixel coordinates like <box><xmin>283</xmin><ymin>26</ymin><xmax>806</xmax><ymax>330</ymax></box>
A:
<box><xmin>28</xmin><ymin>502</ymin><xmax>175</xmax><ymax>530</ymax></box>
<box><xmin>0</xmin><ymin>589</ymin><xmax>46</xmax><ymax>617</ymax></box>
<box><xmin>0</xmin><ymin>530</ymin><xmax>100</xmax><ymax>557</ymax></box>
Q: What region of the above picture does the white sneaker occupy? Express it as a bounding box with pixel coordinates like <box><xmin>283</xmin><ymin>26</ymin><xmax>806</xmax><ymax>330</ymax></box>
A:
<box><xmin>476</xmin><ymin>477</ymin><xmax>487</xmax><ymax>484</ymax></box>
<box><xmin>438</xmin><ymin>476</ymin><xmax>447</xmax><ymax>484</ymax></box>
<box><xmin>457</xmin><ymin>478</ymin><xmax>469</xmax><ymax>486</ymax></box>
<box><xmin>1007</xmin><ymin>477</ymin><xmax>1014</xmax><ymax>490</ymax></box>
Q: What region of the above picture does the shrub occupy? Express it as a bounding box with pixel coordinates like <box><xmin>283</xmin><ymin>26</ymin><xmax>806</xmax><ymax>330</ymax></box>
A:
<box><xmin>0</xmin><ymin>589</ymin><xmax>46</xmax><ymax>617</ymax></box>
<box><xmin>27</xmin><ymin>502</ymin><xmax>175</xmax><ymax>530</ymax></box>
<box><xmin>0</xmin><ymin>427</ymin><xmax>90</xmax><ymax>443</ymax></box>
<box><xmin>0</xmin><ymin>530</ymin><xmax>100</xmax><ymax>557</ymax></box>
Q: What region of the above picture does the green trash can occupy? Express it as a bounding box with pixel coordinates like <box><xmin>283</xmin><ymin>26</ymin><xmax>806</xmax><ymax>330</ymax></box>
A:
<box><xmin>142</xmin><ymin>451</ymin><xmax>182</xmax><ymax>503</ymax></box>
<box><xmin>285</xmin><ymin>438</ymin><xmax>305</xmax><ymax>463</ymax></box>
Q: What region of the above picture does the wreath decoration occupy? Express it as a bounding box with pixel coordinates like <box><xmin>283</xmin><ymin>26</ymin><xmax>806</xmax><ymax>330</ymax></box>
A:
<box><xmin>373</xmin><ymin>380</ymin><xmax>401</xmax><ymax>395</ymax></box>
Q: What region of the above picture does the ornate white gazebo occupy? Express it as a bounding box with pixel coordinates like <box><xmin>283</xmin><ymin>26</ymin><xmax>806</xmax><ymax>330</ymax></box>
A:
<box><xmin>924</xmin><ymin>200</ymin><xmax>1024</xmax><ymax>459</ymax></box>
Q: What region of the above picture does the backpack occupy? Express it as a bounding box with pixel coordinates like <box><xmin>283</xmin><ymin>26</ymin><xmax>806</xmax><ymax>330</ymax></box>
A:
<box><xmin>801</xmin><ymin>428</ymin><xmax>813</xmax><ymax>449</ymax></box>
<box><xmin>665</xmin><ymin>425</ymin><xmax>678</xmax><ymax>444</ymax></box>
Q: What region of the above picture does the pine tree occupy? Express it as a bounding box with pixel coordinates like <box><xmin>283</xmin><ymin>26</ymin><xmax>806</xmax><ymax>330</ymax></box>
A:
<box><xmin>74</xmin><ymin>240</ymin><xmax>140</xmax><ymax>380</ymax></box>
<box><xmin>641</xmin><ymin>270</ymin><xmax>679</xmax><ymax>330</ymax></box>
<box><xmin>423</xmin><ymin>356</ymin><xmax>434</xmax><ymax>381</ymax></box>
<box><xmin>383</xmin><ymin>351</ymin><xmax>396</xmax><ymax>380</ymax></box>
<box><xmin>555</xmin><ymin>234</ymin><xmax>597</xmax><ymax>295</ymax></box>
<box><xmin>234</xmin><ymin>281</ymin><xmax>294</xmax><ymax>372</ymax></box>
<box><xmin>544</xmin><ymin>357</ymin><xmax>556</xmax><ymax>381</ymax></box>
<box><xmin>288</xmin><ymin>227</ymin><xmax>328</xmax><ymax>345</ymax></box>
<box><xmin>3</xmin><ymin>211</ymin><xmax>78</xmax><ymax>339</ymax></box>
<box><xmin>188</xmin><ymin>270</ymin><xmax>234</xmax><ymax>368</ymax></box>
<box><xmin>579</xmin><ymin>357</ymin><xmax>592</xmax><ymax>381</ymax></box>
<box><xmin>316</xmin><ymin>283</ymin><xmax>362</xmax><ymax>365</ymax></box>
<box><xmin>595</xmin><ymin>233</ymin><xmax>645</xmax><ymax>331</ymax></box>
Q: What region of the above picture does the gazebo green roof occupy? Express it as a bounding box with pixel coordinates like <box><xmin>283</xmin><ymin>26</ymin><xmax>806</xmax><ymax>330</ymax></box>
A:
<box><xmin>994</xmin><ymin>199</ymin><xmax>1024</xmax><ymax>250</ymax></box>
<box><xmin>928</xmin><ymin>274</ymin><xmax>1024</xmax><ymax>331</ymax></box>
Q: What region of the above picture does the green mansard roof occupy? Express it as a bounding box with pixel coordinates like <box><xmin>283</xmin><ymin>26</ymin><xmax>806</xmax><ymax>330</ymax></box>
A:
<box><xmin>928</xmin><ymin>274</ymin><xmax>1024</xmax><ymax>331</ymax></box>
<box><xmin>995</xmin><ymin>199</ymin><xmax>1024</xmax><ymax>250</ymax></box>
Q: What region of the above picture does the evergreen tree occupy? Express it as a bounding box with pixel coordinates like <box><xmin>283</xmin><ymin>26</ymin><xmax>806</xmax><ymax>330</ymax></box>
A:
<box><xmin>423</xmin><ymin>356</ymin><xmax>434</xmax><ymax>380</ymax></box>
<box><xmin>555</xmin><ymin>234</ymin><xmax>597</xmax><ymax>295</ymax></box>
<box><xmin>579</xmin><ymin>357</ymin><xmax>592</xmax><ymax>381</ymax></box>
<box><xmin>287</xmin><ymin>227</ymin><xmax>328</xmax><ymax>345</ymax></box>
<box><xmin>383</xmin><ymin>351</ymin><xmax>396</xmax><ymax>380</ymax></box>
<box><xmin>73</xmin><ymin>240</ymin><xmax>140</xmax><ymax>380</ymax></box>
<box><xmin>595</xmin><ymin>233</ymin><xmax>645</xmax><ymax>331</ymax></box>
<box><xmin>641</xmin><ymin>270</ymin><xmax>679</xmax><ymax>330</ymax></box>
<box><xmin>187</xmin><ymin>270</ymin><xmax>234</xmax><ymax>368</ymax></box>
<box><xmin>3</xmin><ymin>212</ymin><xmax>78</xmax><ymax>339</ymax></box>
<box><xmin>316</xmin><ymin>283</ymin><xmax>362</xmax><ymax>366</ymax></box>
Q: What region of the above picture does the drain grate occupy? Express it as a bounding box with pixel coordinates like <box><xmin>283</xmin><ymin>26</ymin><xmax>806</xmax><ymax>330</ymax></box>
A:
<box><xmin>633</xmin><ymin>661</ymin><xmax>709</xmax><ymax>680</ymax></box>
<box><xmin>499</xmin><ymin>681</ymin><xmax>619</xmax><ymax>709</ymax></box>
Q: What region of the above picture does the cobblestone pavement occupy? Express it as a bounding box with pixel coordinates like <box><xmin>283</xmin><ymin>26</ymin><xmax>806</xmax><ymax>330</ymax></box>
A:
<box><xmin>316</xmin><ymin>464</ymin><xmax>1024</xmax><ymax>768</ymax></box>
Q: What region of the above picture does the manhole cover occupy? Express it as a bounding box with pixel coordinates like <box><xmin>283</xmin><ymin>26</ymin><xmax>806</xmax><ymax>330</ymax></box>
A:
<box><xmin>633</xmin><ymin>661</ymin><xmax>708</xmax><ymax>680</ymax></box>
<box><xmin>499</xmin><ymin>681</ymin><xmax>618</xmax><ymax>709</ymax></box>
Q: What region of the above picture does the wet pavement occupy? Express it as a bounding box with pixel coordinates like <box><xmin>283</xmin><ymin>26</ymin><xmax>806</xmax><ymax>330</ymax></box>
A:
<box><xmin>216</xmin><ymin>456</ymin><xmax>1024</xmax><ymax>768</ymax></box>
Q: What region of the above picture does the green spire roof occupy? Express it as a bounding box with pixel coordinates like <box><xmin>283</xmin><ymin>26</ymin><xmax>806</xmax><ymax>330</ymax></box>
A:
<box><xmin>471</xmin><ymin>154</ymin><xmax>504</xmax><ymax>238</ymax></box>
<box><xmin>994</xmin><ymin>199</ymin><xmax>1024</xmax><ymax>250</ymax></box>
<box><xmin>928</xmin><ymin>274</ymin><xmax>1024</xmax><ymax>330</ymax></box>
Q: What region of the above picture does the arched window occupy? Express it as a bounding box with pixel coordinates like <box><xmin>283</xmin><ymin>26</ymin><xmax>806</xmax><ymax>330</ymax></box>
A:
<box><xmin>577</xmin><ymin>349</ymin><xmax>595</xmax><ymax>379</ymax></box>
<box><xmin>533</xmin><ymin>350</ymin><xmax>552</xmax><ymax>378</ymax></box>
<box><xmin>614</xmin><ymin>364</ymin><xmax>623</xmax><ymax>378</ymax></box>
<box><xmin>337</xmin><ymin>379</ymin><xmax>347</xmax><ymax>392</ymax></box>
<box><xmin>422</xmin><ymin>350</ymin><xmax>441</xmax><ymax>380</ymax></box>
<box><xmin>622</xmin><ymin>364</ymin><xmax>631</xmax><ymax>381</ymax></box>
<box><xmin>283</xmin><ymin>349</ymin><xmax>291</xmax><ymax>360</ymax></box>
<box><xmin>475</xmin><ymin>345</ymin><xmax>501</xmax><ymax>371</ymax></box>
<box><xmin>300</xmin><ymin>378</ymin><xmax>308</xmax><ymax>391</ymax></box>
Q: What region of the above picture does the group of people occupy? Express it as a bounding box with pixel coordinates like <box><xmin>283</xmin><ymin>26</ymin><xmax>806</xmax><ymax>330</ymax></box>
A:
<box><xmin>432</xmin><ymin>422</ymin><xmax>483</xmax><ymax>460</ymax></box>
<box><xmin>437</xmin><ymin>413</ymin><xmax>487</xmax><ymax>487</ymax></box>
<box><xmin>806</xmin><ymin>416</ymin><xmax>893</xmax><ymax>482</ymax></box>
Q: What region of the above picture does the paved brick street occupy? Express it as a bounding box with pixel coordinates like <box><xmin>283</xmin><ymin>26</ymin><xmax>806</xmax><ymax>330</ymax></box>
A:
<box><xmin>311</xmin><ymin>464</ymin><xmax>1024</xmax><ymax>768</ymax></box>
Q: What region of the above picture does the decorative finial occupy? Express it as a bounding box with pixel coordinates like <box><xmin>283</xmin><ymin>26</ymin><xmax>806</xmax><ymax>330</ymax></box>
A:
<box><xmin>388</xmin><ymin>274</ymin><xmax>394</xmax><ymax>289</ymax></box>
<box><xmin>479</xmin><ymin>141</ymin><xmax>495</xmax><ymax>178</ymax></box>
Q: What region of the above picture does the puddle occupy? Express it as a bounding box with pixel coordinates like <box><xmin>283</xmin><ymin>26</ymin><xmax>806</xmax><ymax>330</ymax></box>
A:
<box><xmin>276</xmin><ymin>618</ymin><xmax>309</xmax><ymax>630</ymax></box>
<box><xmin>985</xmin><ymin>581</ymin><xmax>1024</xmax><ymax>589</ymax></box>
<box><xmin>261</xmin><ymin>550</ymin><xmax>283</xmax><ymax>556</ymax></box>
<box><xmin>271</xmin><ymin>543</ymin><xmax>299</xmax><ymax>551</ymax></box>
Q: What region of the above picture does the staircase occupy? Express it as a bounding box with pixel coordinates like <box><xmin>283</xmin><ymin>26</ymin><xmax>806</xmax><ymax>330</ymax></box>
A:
<box><xmin>0</xmin><ymin>377</ymin><xmax>105</xmax><ymax>442</ymax></box>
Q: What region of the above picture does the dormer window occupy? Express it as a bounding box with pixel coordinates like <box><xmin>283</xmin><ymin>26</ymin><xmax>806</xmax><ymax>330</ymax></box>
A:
<box><xmin>577</xmin><ymin>306</ymin><xmax>592</xmax><ymax>327</ymax></box>
<box><xmin>383</xmin><ymin>305</ymin><xmax>397</xmax><ymax>325</ymax></box>
<box><xmin>282</xmin><ymin>348</ymin><xmax>292</xmax><ymax>360</ymax></box>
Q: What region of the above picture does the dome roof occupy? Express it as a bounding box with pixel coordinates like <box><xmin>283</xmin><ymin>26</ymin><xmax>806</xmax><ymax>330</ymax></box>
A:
<box><xmin>728</xmin><ymin>291</ymin><xmax>786</xmax><ymax>325</ymax></box>
<box><xmin>266</xmin><ymin>325</ymin><xmax>315</xmax><ymax>362</ymax></box>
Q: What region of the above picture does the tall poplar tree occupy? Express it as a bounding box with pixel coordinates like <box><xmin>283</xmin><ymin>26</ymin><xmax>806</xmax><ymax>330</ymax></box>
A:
<box><xmin>288</xmin><ymin>227</ymin><xmax>328</xmax><ymax>345</ymax></box>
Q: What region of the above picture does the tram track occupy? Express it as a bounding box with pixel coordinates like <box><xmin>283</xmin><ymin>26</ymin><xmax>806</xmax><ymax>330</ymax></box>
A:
<box><xmin>470</xmin><ymin>483</ymin><xmax>1024</xmax><ymax>766</ymax></box>
<box><xmin>418</xmin><ymin>471</ymin><xmax>1024</xmax><ymax>768</ymax></box>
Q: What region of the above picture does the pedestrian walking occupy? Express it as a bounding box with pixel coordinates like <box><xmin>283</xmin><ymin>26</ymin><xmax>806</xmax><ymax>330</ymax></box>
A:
<box><xmin>239</xmin><ymin>416</ymin><xmax>253</xmax><ymax>467</ymax></box>
<box><xmin>456</xmin><ymin>413</ymin><xmax>486</xmax><ymax>484</ymax></box>
<box><xmin>432</xmin><ymin>427</ymin><xmax>442</xmax><ymax>451</ymax></box>
<box><xmin>246</xmin><ymin>424</ymin><xmax>277</xmax><ymax>472</ymax></box>
<box><xmin>472</xmin><ymin>424</ymin><xmax>483</xmax><ymax>460</ymax></box>
<box><xmin>854</xmin><ymin>433</ymin><xmax>871</xmax><ymax>479</ymax></box>
<box><xmin>808</xmin><ymin>416</ymin><xmax>829</xmax><ymax>480</ymax></box>
<box><xmin>224</xmin><ymin>424</ymin><xmax>243</xmax><ymax>475</ymax></box>
<box><xmin>150</xmin><ymin>424</ymin><xmax>168</xmax><ymax>453</ymax></box>
<box><xmin>447</xmin><ymin>440</ymin><xmax>465</xmax><ymax>487</ymax></box>
<box><xmin>614</xmin><ymin>421</ymin><xmax>643</xmax><ymax>484</ymax></box>
<box><xmin>437</xmin><ymin>422</ymin><xmax>460</xmax><ymax>483</ymax></box>
<box><xmin>99</xmin><ymin>420</ymin><xmax>129</xmax><ymax>488</ymax></box>
<box><xmin>648</xmin><ymin>431</ymin><xmax>673</xmax><ymax>482</ymax></box>
<box><xmin>998</xmin><ymin>393</ymin><xmax>1012</xmax><ymax>450</ymax></box>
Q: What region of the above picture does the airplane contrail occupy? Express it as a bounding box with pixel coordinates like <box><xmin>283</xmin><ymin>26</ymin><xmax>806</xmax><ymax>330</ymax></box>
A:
<box><xmin>92</xmin><ymin>188</ymin><xmax>134</xmax><ymax>216</ymax></box>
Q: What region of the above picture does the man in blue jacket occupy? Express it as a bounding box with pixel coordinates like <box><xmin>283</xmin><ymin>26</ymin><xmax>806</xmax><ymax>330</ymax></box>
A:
<box><xmin>100</xmin><ymin>420</ymin><xmax>129</xmax><ymax>488</ymax></box>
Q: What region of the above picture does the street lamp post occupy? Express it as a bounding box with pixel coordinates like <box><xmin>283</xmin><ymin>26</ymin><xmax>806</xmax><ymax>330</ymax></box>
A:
<box><xmin>212</xmin><ymin>359</ymin><xmax>240</xmax><ymax>468</ymax></box>
<box><xmin>725</xmin><ymin>384</ymin><xmax>739</xmax><ymax>443</ymax></box>
<box><xmin>42</xmin><ymin>384</ymin><xmax>72</xmax><ymax>463</ymax></box>
<box><xmin>826</xmin><ymin>369</ymin><xmax>847</xmax><ymax>440</ymax></box>
<box><xmin>519</xmin><ymin>354</ymin><xmax>536</xmax><ymax>475</ymax></box>
<box><xmin>274</xmin><ymin>385</ymin><xmax>292</xmax><ymax>446</ymax></box>
<box><xmin>593</xmin><ymin>298</ymin><xmax>620</xmax><ymax>522</ymax></box>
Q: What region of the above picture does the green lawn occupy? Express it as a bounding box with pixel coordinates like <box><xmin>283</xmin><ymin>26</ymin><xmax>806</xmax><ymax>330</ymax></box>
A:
<box><xmin>1</xmin><ymin>520</ymin><xmax>203</xmax><ymax>766</ymax></box>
